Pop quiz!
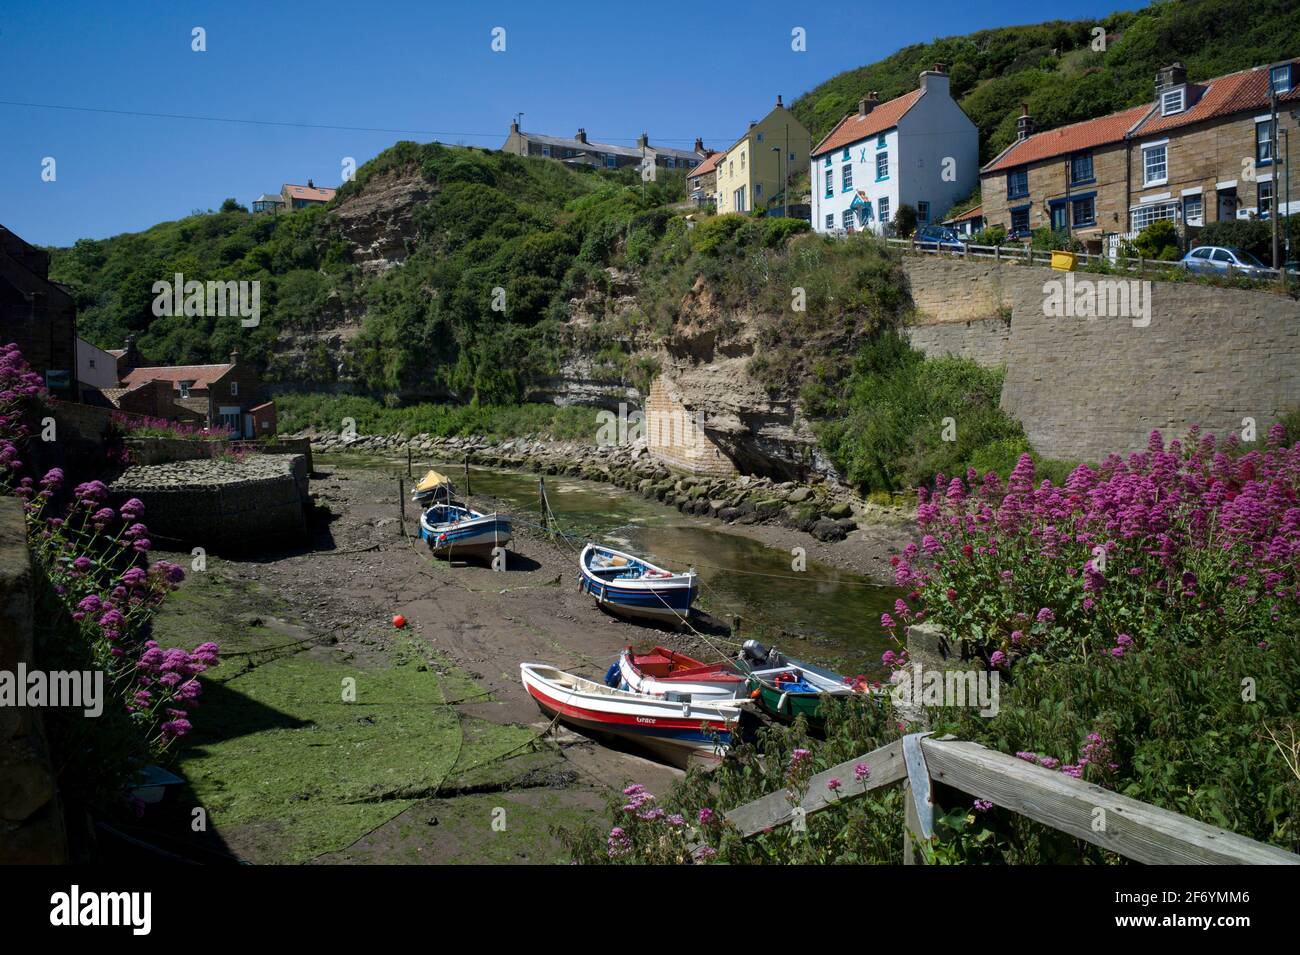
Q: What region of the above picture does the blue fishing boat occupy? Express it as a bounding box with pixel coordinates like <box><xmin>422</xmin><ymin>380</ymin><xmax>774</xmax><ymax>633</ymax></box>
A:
<box><xmin>419</xmin><ymin>502</ymin><xmax>512</xmax><ymax>559</ymax></box>
<box><xmin>578</xmin><ymin>543</ymin><xmax>697</xmax><ymax>624</ymax></box>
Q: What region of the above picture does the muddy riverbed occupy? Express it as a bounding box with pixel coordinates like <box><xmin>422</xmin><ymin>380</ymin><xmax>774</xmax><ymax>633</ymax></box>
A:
<box><xmin>151</xmin><ymin>453</ymin><xmax>911</xmax><ymax>864</ymax></box>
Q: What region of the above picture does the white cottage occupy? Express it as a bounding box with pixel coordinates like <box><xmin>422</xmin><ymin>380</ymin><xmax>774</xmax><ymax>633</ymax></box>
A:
<box><xmin>811</xmin><ymin>65</ymin><xmax>978</xmax><ymax>236</ymax></box>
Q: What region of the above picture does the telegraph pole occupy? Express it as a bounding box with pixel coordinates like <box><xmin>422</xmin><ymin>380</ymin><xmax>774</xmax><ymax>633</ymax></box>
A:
<box><xmin>1271</xmin><ymin>87</ymin><xmax>1280</xmax><ymax>270</ymax></box>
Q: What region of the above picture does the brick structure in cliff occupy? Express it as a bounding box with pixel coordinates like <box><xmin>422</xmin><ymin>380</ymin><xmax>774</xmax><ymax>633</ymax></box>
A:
<box><xmin>644</xmin><ymin>377</ymin><xmax>737</xmax><ymax>476</ymax></box>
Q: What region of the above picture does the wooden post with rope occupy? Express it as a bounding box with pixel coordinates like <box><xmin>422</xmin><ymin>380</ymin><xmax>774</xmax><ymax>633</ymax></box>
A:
<box><xmin>398</xmin><ymin>477</ymin><xmax>407</xmax><ymax>537</ymax></box>
<box><xmin>539</xmin><ymin>477</ymin><xmax>549</xmax><ymax>537</ymax></box>
<box><xmin>464</xmin><ymin>456</ymin><xmax>471</xmax><ymax>497</ymax></box>
<box><xmin>407</xmin><ymin>444</ymin><xmax>412</xmax><ymax>477</ymax></box>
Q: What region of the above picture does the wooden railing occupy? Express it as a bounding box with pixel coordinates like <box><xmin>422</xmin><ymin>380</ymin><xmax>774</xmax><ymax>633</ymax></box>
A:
<box><xmin>721</xmin><ymin>733</ymin><xmax>1300</xmax><ymax>865</ymax></box>
<box><xmin>863</xmin><ymin>235</ymin><xmax>1294</xmax><ymax>284</ymax></box>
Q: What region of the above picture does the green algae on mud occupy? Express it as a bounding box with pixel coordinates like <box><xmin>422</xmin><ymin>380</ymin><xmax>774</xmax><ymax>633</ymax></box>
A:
<box><xmin>153</xmin><ymin>559</ymin><xmax>537</xmax><ymax>864</ymax></box>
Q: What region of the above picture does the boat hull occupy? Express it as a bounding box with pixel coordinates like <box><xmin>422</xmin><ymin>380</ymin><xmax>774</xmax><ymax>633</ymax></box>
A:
<box><xmin>578</xmin><ymin>544</ymin><xmax>697</xmax><ymax>623</ymax></box>
<box><xmin>520</xmin><ymin>663</ymin><xmax>738</xmax><ymax>766</ymax></box>
<box><xmin>420</xmin><ymin>513</ymin><xmax>512</xmax><ymax>558</ymax></box>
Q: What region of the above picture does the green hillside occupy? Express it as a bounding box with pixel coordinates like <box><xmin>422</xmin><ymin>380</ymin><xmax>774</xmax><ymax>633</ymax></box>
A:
<box><xmin>791</xmin><ymin>0</ymin><xmax>1300</xmax><ymax>162</ymax></box>
<box><xmin>50</xmin><ymin>146</ymin><xmax>684</xmax><ymax>402</ymax></box>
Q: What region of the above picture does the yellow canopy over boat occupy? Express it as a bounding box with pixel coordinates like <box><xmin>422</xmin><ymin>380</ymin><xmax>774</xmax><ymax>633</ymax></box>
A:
<box><xmin>414</xmin><ymin>469</ymin><xmax>452</xmax><ymax>494</ymax></box>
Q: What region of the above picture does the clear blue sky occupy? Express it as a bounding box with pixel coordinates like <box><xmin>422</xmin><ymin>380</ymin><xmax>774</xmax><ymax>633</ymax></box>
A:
<box><xmin>1</xmin><ymin>0</ymin><xmax>1147</xmax><ymax>247</ymax></box>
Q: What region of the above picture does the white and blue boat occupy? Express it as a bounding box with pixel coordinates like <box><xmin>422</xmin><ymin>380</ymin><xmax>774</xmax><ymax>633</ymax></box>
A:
<box><xmin>412</xmin><ymin>468</ymin><xmax>512</xmax><ymax>559</ymax></box>
<box><xmin>419</xmin><ymin>502</ymin><xmax>512</xmax><ymax>560</ymax></box>
<box><xmin>578</xmin><ymin>543</ymin><xmax>698</xmax><ymax>624</ymax></box>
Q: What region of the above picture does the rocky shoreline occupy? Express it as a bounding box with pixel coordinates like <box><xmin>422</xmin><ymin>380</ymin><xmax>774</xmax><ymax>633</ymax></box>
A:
<box><xmin>294</xmin><ymin>428</ymin><xmax>916</xmax><ymax>552</ymax></box>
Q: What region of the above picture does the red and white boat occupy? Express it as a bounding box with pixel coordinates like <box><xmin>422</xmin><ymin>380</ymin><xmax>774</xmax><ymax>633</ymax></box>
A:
<box><xmin>615</xmin><ymin>645</ymin><xmax>746</xmax><ymax>700</ymax></box>
<box><xmin>520</xmin><ymin>662</ymin><xmax>746</xmax><ymax>766</ymax></box>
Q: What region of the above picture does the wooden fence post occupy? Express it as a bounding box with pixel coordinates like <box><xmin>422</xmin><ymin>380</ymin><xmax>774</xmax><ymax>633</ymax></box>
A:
<box><xmin>464</xmin><ymin>456</ymin><xmax>471</xmax><ymax>497</ymax></box>
<box><xmin>399</xmin><ymin>478</ymin><xmax>406</xmax><ymax>537</ymax></box>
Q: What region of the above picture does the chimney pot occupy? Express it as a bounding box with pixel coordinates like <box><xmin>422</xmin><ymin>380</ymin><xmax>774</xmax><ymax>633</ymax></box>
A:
<box><xmin>693</xmin><ymin>137</ymin><xmax>704</xmax><ymax>154</ymax></box>
<box><xmin>776</xmin><ymin>94</ymin><xmax>783</xmax><ymax>108</ymax></box>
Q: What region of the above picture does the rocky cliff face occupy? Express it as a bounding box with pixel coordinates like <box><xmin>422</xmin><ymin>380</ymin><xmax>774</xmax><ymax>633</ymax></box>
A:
<box><xmin>284</xmin><ymin>166</ymin><xmax>833</xmax><ymax>479</ymax></box>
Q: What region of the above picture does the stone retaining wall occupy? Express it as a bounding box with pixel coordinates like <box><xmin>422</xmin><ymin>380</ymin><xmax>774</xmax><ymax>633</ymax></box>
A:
<box><xmin>109</xmin><ymin>454</ymin><xmax>310</xmax><ymax>552</ymax></box>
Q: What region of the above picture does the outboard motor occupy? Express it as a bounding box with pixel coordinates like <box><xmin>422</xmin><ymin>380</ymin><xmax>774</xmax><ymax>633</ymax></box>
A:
<box><xmin>741</xmin><ymin>640</ymin><xmax>769</xmax><ymax>664</ymax></box>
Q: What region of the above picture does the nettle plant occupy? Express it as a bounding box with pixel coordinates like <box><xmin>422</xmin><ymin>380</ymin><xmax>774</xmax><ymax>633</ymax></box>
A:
<box><xmin>1</xmin><ymin>343</ymin><xmax>217</xmax><ymax>760</ymax></box>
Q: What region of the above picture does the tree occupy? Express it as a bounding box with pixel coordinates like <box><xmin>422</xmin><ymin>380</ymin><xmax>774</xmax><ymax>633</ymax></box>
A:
<box><xmin>894</xmin><ymin>204</ymin><xmax>918</xmax><ymax>238</ymax></box>
<box><xmin>219</xmin><ymin>198</ymin><xmax>248</xmax><ymax>214</ymax></box>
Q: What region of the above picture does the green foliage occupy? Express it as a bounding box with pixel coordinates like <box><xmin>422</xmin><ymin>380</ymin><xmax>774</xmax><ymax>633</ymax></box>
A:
<box><xmin>894</xmin><ymin>203</ymin><xmax>918</xmax><ymax>238</ymax></box>
<box><xmin>275</xmin><ymin>393</ymin><xmax>597</xmax><ymax>441</ymax></box>
<box><xmin>1133</xmin><ymin>219</ymin><xmax>1181</xmax><ymax>260</ymax></box>
<box><xmin>789</xmin><ymin>0</ymin><xmax>1300</xmax><ymax>163</ymax></box>
<box><xmin>814</xmin><ymin>333</ymin><xmax>1027</xmax><ymax>492</ymax></box>
<box><xmin>971</xmin><ymin>224</ymin><xmax>1008</xmax><ymax>246</ymax></box>
<box><xmin>1197</xmin><ymin>215</ymin><xmax>1300</xmax><ymax>262</ymax></box>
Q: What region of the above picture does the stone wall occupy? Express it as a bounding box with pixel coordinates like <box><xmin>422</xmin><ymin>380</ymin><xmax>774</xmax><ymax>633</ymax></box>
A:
<box><xmin>109</xmin><ymin>453</ymin><xmax>310</xmax><ymax>551</ymax></box>
<box><xmin>0</xmin><ymin>498</ymin><xmax>67</xmax><ymax>863</ymax></box>
<box><xmin>644</xmin><ymin>376</ymin><xmax>738</xmax><ymax>477</ymax></box>
<box><xmin>901</xmin><ymin>256</ymin><xmax>1300</xmax><ymax>460</ymax></box>
<box><xmin>903</xmin><ymin>318</ymin><xmax>1010</xmax><ymax>366</ymax></box>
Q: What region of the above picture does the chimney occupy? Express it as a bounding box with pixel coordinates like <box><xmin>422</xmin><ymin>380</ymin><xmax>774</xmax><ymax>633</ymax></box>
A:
<box><xmin>858</xmin><ymin>91</ymin><xmax>879</xmax><ymax>117</ymax></box>
<box><xmin>637</xmin><ymin>132</ymin><xmax>649</xmax><ymax>149</ymax></box>
<box><xmin>307</xmin><ymin>178</ymin><xmax>315</xmax><ymax>189</ymax></box>
<box><xmin>748</xmin><ymin>120</ymin><xmax>757</xmax><ymax>130</ymax></box>
<box><xmin>1016</xmin><ymin>103</ymin><xmax>1034</xmax><ymax>141</ymax></box>
<box><xmin>510</xmin><ymin>119</ymin><xmax>519</xmax><ymax>134</ymax></box>
<box><xmin>775</xmin><ymin>94</ymin><xmax>783</xmax><ymax>109</ymax></box>
<box><xmin>919</xmin><ymin>63</ymin><xmax>949</xmax><ymax>95</ymax></box>
<box><xmin>1155</xmin><ymin>62</ymin><xmax>1187</xmax><ymax>96</ymax></box>
<box><xmin>230</xmin><ymin>348</ymin><xmax>240</xmax><ymax>366</ymax></box>
<box><xmin>575</xmin><ymin>128</ymin><xmax>588</xmax><ymax>143</ymax></box>
<box><xmin>693</xmin><ymin>137</ymin><xmax>705</xmax><ymax>154</ymax></box>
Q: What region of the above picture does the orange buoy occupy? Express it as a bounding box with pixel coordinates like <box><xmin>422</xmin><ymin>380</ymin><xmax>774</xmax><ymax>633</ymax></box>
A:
<box><xmin>392</xmin><ymin>614</ymin><xmax>407</xmax><ymax>628</ymax></box>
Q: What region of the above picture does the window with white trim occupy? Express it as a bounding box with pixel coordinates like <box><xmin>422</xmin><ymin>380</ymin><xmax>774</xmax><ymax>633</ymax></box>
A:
<box><xmin>1142</xmin><ymin>143</ymin><xmax>1167</xmax><ymax>186</ymax></box>
<box><xmin>230</xmin><ymin>381</ymin><xmax>239</xmax><ymax>397</ymax></box>
<box><xmin>825</xmin><ymin>213</ymin><xmax>834</xmax><ymax>230</ymax></box>
<box><xmin>1259</xmin><ymin>180</ymin><xmax>1274</xmax><ymax>218</ymax></box>
<box><xmin>1160</xmin><ymin>87</ymin><xmax>1185</xmax><ymax>116</ymax></box>
<box><xmin>825</xmin><ymin>169</ymin><xmax>834</xmax><ymax>198</ymax></box>
<box><xmin>1130</xmin><ymin>201</ymin><xmax>1177</xmax><ymax>231</ymax></box>
<box><xmin>876</xmin><ymin>151</ymin><xmax>888</xmax><ymax>180</ymax></box>
<box><xmin>878</xmin><ymin>197</ymin><xmax>890</xmax><ymax>225</ymax></box>
<box><xmin>1182</xmin><ymin>193</ymin><xmax>1203</xmax><ymax>227</ymax></box>
<box><xmin>841</xmin><ymin>210</ymin><xmax>853</xmax><ymax>231</ymax></box>
<box><xmin>1256</xmin><ymin>120</ymin><xmax>1274</xmax><ymax>164</ymax></box>
<box><xmin>1271</xmin><ymin>65</ymin><xmax>1292</xmax><ymax>95</ymax></box>
<box><xmin>917</xmin><ymin>201</ymin><xmax>929</xmax><ymax>225</ymax></box>
<box><xmin>842</xmin><ymin>164</ymin><xmax>853</xmax><ymax>191</ymax></box>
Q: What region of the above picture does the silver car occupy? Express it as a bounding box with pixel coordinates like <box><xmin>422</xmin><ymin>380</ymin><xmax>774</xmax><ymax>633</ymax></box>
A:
<box><xmin>1180</xmin><ymin>245</ymin><xmax>1273</xmax><ymax>278</ymax></box>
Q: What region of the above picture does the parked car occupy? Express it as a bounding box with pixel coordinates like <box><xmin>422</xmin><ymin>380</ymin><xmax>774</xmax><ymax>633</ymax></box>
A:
<box><xmin>1179</xmin><ymin>245</ymin><xmax>1274</xmax><ymax>278</ymax></box>
<box><xmin>913</xmin><ymin>225</ymin><xmax>965</xmax><ymax>251</ymax></box>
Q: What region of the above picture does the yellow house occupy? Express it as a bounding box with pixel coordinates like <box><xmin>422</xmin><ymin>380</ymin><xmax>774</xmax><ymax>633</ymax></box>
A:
<box><xmin>714</xmin><ymin>95</ymin><xmax>812</xmax><ymax>214</ymax></box>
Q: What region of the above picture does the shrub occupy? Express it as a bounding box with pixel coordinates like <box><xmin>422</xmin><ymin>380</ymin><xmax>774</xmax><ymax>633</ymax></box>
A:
<box><xmin>971</xmin><ymin>224</ymin><xmax>1007</xmax><ymax>246</ymax></box>
<box><xmin>894</xmin><ymin>204</ymin><xmax>918</xmax><ymax>238</ymax></box>
<box><xmin>1132</xmin><ymin>219</ymin><xmax>1180</xmax><ymax>260</ymax></box>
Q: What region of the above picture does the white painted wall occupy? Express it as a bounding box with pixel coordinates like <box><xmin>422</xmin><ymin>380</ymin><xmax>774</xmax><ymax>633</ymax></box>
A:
<box><xmin>76</xmin><ymin>338</ymin><xmax>118</xmax><ymax>391</ymax></box>
<box><xmin>896</xmin><ymin>73</ymin><xmax>980</xmax><ymax>228</ymax></box>
<box><xmin>812</xmin><ymin>128</ymin><xmax>900</xmax><ymax>235</ymax></box>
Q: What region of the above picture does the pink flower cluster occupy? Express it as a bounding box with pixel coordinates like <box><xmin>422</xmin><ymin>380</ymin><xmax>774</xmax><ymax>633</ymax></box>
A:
<box><xmin>883</xmin><ymin>428</ymin><xmax>1299</xmax><ymax>668</ymax></box>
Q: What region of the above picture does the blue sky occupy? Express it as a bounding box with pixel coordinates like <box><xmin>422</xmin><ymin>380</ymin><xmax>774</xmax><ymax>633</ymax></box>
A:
<box><xmin>1</xmin><ymin>0</ymin><xmax>1146</xmax><ymax>247</ymax></box>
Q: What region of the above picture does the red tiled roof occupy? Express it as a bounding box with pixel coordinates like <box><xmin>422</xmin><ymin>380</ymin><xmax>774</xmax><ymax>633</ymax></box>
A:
<box><xmin>687</xmin><ymin>152</ymin><xmax>721</xmax><ymax>178</ymax></box>
<box><xmin>121</xmin><ymin>363</ymin><xmax>233</xmax><ymax>391</ymax></box>
<box><xmin>1133</xmin><ymin>61</ymin><xmax>1300</xmax><ymax>138</ymax></box>
<box><xmin>283</xmin><ymin>183</ymin><xmax>336</xmax><ymax>202</ymax></box>
<box><xmin>983</xmin><ymin>104</ymin><xmax>1151</xmax><ymax>172</ymax></box>
<box><xmin>947</xmin><ymin>204</ymin><xmax>983</xmax><ymax>222</ymax></box>
<box><xmin>811</xmin><ymin>89</ymin><xmax>923</xmax><ymax>158</ymax></box>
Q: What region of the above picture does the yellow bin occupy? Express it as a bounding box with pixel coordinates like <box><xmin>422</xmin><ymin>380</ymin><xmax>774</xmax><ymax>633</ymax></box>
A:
<box><xmin>1050</xmin><ymin>250</ymin><xmax>1077</xmax><ymax>271</ymax></box>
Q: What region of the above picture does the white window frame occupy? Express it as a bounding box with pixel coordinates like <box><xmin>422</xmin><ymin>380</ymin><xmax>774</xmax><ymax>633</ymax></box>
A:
<box><xmin>878</xmin><ymin>197</ymin><xmax>890</xmax><ymax>226</ymax></box>
<box><xmin>1130</xmin><ymin>200</ymin><xmax>1177</xmax><ymax>231</ymax></box>
<box><xmin>1160</xmin><ymin>86</ymin><xmax>1185</xmax><ymax>116</ymax></box>
<box><xmin>1182</xmin><ymin>193</ymin><xmax>1203</xmax><ymax>227</ymax></box>
<box><xmin>230</xmin><ymin>381</ymin><xmax>239</xmax><ymax>397</ymax></box>
<box><xmin>1142</xmin><ymin>141</ymin><xmax>1168</xmax><ymax>187</ymax></box>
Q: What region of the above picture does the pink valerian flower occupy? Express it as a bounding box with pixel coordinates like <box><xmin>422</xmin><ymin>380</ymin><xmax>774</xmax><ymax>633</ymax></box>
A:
<box><xmin>697</xmin><ymin>807</ymin><xmax>717</xmax><ymax>825</ymax></box>
<box><xmin>826</xmin><ymin>777</ymin><xmax>842</xmax><ymax>792</ymax></box>
<box><xmin>973</xmin><ymin>799</ymin><xmax>994</xmax><ymax>812</ymax></box>
<box><xmin>854</xmin><ymin>762</ymin><xmax>871</xmax><ymax>782</ymax></box>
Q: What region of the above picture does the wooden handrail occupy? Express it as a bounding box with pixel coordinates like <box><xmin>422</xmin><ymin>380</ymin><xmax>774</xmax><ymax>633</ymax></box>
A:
<box><xmin>718</xmin><ymin>734</ymin><xmax>1300</xmax><ymax>865</ymax></box>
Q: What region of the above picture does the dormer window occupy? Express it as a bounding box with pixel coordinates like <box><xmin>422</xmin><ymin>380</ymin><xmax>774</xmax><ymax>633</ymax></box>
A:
<box><xmin>1160</xmin><ymin>86</ymin><xmax>1186</xmax><ymax>116</ymax></box>
<box><xmin>1271</xmin><ymin>64</ymin><xmax>1292</xmax><ymax>95</ymax></box>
